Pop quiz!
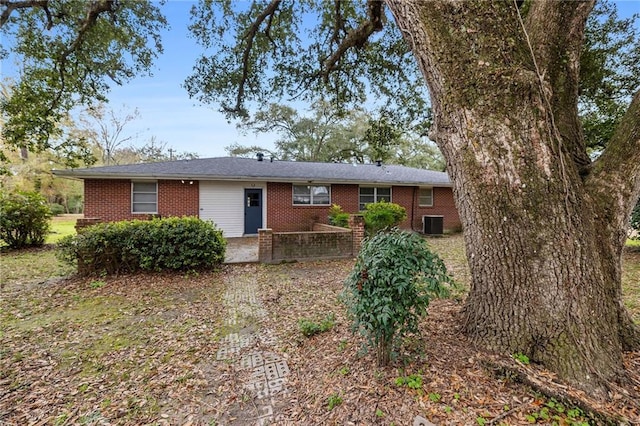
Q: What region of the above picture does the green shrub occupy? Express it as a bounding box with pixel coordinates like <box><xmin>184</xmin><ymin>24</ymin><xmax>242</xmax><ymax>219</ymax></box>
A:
<box><xmin>631</xmin><ymin>200</ymin><xmax>639</xmax><ymax>233</ymax></box>
<box><xmin>0</xmin><ymin>191</ymin><xmax>52</xmax><ymax>249</ymax></box>
<box><xmin>50</xmin><ymin>203</ymin><xmax>66</xmax><ymax>215</ymax></box>
<box><xmin>342</xmin><ymin>229</ymin><xmax>452</xmax><ymax>366</ymax></box>
<box><xmin>328</xmin><ymin>204</ymin><xmax>350</xmax><ymax>228</ymax></box>
<box><xmin>57</xmin><ymin>217</ymin><xmax>226</xmax><ymax>275</ymax></box>
<box><xmin>362</xmin><ymin>201</ymin><xmax>407</xmax><ymax>235</ymax></box>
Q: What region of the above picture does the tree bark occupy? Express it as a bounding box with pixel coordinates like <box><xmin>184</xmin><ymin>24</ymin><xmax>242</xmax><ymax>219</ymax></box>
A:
<box><xmin>385</xmin><ymin>0</ymin><xmax>640</xmax><ymax>395</ymax></box>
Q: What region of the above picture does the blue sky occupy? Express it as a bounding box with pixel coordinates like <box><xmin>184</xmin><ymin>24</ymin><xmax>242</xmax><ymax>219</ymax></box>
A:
<box><xmin>106</xmin><ymin>1</ymin><xmax>274</xmax><ymax>158</ymax></box>
<box><xmin>2</xmin><ymin>1</ymin><xmax>639</xmax><ymax>159</ymax></box>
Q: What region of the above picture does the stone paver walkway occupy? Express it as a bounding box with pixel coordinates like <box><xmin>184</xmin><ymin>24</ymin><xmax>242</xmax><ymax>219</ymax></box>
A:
<box><xmin>216</xmin><ymin>271</ymin><xmax>289</xmax><ymax>424</ymax></box>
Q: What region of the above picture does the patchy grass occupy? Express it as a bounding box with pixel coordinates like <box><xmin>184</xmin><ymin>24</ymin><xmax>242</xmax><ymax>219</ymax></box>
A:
<box><xmin>1</xmin><ymin>269</ymin><xmax>227</xmax><ymax>424</ymax></box>
<box><xmin>0</xmin><ymin>246</ymin><xmax>74</xmax><ymax>287</ymax></box>
<box><xmin>46</xmin><ymin>214</ymin><xmax>80</xmax><ymax>244</ymax></box>
<box><xmin>623</xmin><ymin>250</ymin><xmax>640</xmax><ymax>323</ymax></box>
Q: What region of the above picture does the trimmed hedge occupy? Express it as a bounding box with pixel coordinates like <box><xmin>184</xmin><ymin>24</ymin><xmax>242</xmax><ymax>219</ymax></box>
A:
<box><xmin>362</xmin><ymin>201</ymin><xmax>407</xmax><ymax>235</ymax></box>
<box><xmin>57</xmin><ymin>217</ymin><xmax>226</xmax><ymax>275</ymax></box>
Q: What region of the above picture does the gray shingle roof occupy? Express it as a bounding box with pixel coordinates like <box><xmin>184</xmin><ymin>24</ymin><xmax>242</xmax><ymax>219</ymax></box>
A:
<box><xmin>53</xmin><ymin>157</ymin><xmax>451</xmax><ymax>186</ymax></box>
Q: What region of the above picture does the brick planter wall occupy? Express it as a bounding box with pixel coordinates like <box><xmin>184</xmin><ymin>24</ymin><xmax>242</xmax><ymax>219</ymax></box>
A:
<box><xmin>258</xmin><ymin>214</ymin><xmax>365</xmax><ymax>263</ymax></box>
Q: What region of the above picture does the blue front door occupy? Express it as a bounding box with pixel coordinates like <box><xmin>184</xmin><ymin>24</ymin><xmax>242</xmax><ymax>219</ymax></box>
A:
<box><xmin>244</xmin><ymin>188</ymin><xmax>263</xmax><ymax>234</ymax></box>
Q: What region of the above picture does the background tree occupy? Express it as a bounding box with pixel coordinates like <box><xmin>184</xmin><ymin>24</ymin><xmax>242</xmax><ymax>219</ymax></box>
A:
<box><xmin>580</xmin><ymin>1</ymin><xmax>640</xmax><ymax>155</ymax></box>
<box><xmin>228</xmin><ymin>101</ymin><xmax>444</xmax><ymax>169</ymax></box>
<box><xmin>0</xmin><ymin>0</ymin><xmax>166</xmax><ymax>167</ymax></box>
<box><xmin>81</xmin><ymin>103</ymin><xmax>141</xmax><ymax>166</ymax></box>
<box><xmin>187</xmin><ymin>0</ymin><xmax>640</xmax><ymax>396</ymax></box>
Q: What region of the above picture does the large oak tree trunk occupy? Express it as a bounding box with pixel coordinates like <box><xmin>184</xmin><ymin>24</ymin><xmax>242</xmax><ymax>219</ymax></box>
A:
<box><xmin>386</xmin><ymin>0</ymin><xmax>640</xmax><ymax>394</ymax></box>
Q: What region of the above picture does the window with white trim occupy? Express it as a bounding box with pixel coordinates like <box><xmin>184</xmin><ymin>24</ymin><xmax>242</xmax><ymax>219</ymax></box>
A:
<box><xmin>292</xmin><ymin>185</ymin><xmax>331</xmax><ymax>205</ymax></box>
<box><xmin>132</xmin><ymin>181</ymin><xmax>158</xmax><ymax>213</ymax></box>
<box><xmin>419</xmin><ymin>188</ymin><xmax>434</xmax><ymax>206</ymax></box>
<box><xmin>359</xmin><ymin>187</ymin><xmax>391</xmax><ymax>210</ymax></box>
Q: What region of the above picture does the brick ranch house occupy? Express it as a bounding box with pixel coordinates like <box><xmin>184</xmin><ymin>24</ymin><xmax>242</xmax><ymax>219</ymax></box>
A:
<box><xmin>53</xmin><ymin>156</ymin><xmax>461</xmax><ymax>238</ymax></box>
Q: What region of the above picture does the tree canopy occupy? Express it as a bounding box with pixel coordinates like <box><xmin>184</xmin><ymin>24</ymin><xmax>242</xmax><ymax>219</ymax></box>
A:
<box><xmin>0</xmin><ymin>0</ymin><xmax>166</xmax><ymax>169</ymax></box>
<box><xmin>228</xmin><ymin>101</ymin><xmax>445</xmax><ymax>169</ymax></box>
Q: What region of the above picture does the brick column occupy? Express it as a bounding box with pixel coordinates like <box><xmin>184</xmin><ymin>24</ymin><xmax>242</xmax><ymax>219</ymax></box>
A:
<box><xmin>258</xmin><ymin>228</ymin><xmax>273</xmax><ymax>263</ymax></box>
<box><xmin>348</xmin><ymin>214</ymin><xmax>365</xmax><ymax>256</ymax></box>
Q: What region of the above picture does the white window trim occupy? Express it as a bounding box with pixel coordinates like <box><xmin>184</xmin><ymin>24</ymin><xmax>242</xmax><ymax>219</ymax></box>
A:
<box><xmin>419</xmin><ymin>187</ymin><xmax>434</xmax><ymax>207</ymax></box>
<box><xmin>359</xmin><ymin>186</ymin><xmax>392</xmax><ymax>210</ymax></box>
<box><xmin>292</xmin><ymin>184</ymin><xmax>331</xmax><ymax>206</ymax></box>
<box><xmin>131</xmin><ymin>181</ymin><xmax>158</xmax><ymax>214</ymax></box>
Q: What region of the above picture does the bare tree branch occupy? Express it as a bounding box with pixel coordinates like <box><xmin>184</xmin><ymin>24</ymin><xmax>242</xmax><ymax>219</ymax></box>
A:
<box><xmin>223</xmin><ymin>0</ymin><xmax>282</xmax><ymax>115</ymax></box>
<box><xmin>322</xmin><ymin>0</ymin><xmax>384</xmax><ymax>81</ymax></box>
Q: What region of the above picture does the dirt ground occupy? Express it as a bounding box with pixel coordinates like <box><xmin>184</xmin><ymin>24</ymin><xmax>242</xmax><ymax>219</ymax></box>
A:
<box><xmin>1</xmin><ymin>244</ymin><xmax>640</xmax><ymax>425</ymax></box>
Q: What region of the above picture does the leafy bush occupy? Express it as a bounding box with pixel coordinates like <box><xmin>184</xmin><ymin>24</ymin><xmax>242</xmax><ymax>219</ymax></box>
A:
<box><xmin>57</xmin><ymin>217</ymin><xmax>226</xmax><ymax>275</ymax></box>
<box><xmin>342</xmin><ymin>229</ymin><xmax>452</xmax><ymax>366</ymax></box>
<box><xmin>362</xmin><ymin>201</ymin><xmax>407</xmax><ymax>235</ymax></box>
<box><xmin>0</xmin><ymin>191</ymin><xmax>52</xmax><ymax>249</ymax></box>
<box><xmin>328</xmin><ymin>204</ymin><xmax>350</xmax><ymax>228</ymax></box>
<box><xmin>50</xmin><ymin>203</ymin><xmax>66</xmax><ymax>215</ymax></box>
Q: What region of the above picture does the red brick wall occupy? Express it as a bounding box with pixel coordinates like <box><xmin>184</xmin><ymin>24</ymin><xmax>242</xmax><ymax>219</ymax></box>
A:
<box><xmin>266</xmin><ymin>182</ymin><xmax>461</xmax><ymax>233</ymax></box>
<box><xmin>412</xmin><ymin>187</ymin><xmax>461</xmax><ymax>232</ymax></box>
<box><xmin>84</xmin><ymin>179</ymin><xmax>199</xmax><ymax>222</ymax></box>
<box><xmin>158</xmin><ymin>180</ymin><xmax>199</xmax><ymax>217</ymax></box>
<box><xmin>84</xmin><ymin>179</ymin><xmax>461</xmax><ymax>232</ymax></box>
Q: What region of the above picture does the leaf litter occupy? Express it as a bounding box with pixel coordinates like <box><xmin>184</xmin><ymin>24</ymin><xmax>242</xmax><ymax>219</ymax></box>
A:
<box><xmin>1</xmin><ymin>242</ymin><xmax>639</xmax><ymax>425</ymax></box>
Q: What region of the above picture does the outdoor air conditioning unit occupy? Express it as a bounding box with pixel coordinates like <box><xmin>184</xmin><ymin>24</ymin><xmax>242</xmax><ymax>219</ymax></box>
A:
<box><xmin>423</xmin><ymin>215</ymin><xmax>444</xmax><ymax>235</ymax></box>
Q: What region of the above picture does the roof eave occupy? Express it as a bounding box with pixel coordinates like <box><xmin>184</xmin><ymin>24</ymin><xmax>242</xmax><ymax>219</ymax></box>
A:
<box><xmin>51</xmin><ymin>171</ymin><xmax>452</xmax><ymax>187</ymax></box>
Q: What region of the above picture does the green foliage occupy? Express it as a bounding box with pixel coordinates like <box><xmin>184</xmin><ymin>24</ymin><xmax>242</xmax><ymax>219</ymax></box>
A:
<box><xmin>298</xmin><ymin>313</ymin><xmax>335</xmax><ymax>337</ymax></box>
<box><xmin>580</xmin><ymin>1</ymin><xmax>640</xmax><ymax>154</ymax></box>
<box><xmin>187</xmin><ymin>3</ymin><xmax>429</xmax><ymax>127</ymax></box>
<box><xmin>631</xmin><ymin>201</ymin><xmax>640</xmax><ymax>234</ymax></box>
<box><xmin>524</xmin><ymin>398</ymin><xmax>589</xmax><ymax>425</ymax></box>
<box><xmin>395</xmin><ymin>373</ymin><xmax>423</xmax><ymax>390</ymax></box>
<box><xmin>342</xmin><ymin>229</ymin><xmax>452</xmax><ymax>366</ymax></box>
<box><xmin>362</xmin><ymin>201</ymin><xmax>407</xmax><ymax>235</ymax></box>
<box><xmin>57</xmin><ymin>217</ymin><xmax>226</xmax><ymax>275</ymax></box>
<box><xmin>0</xmin><ymin>191</ymin><xmax>52</xmax><ymax>249</ymax></box>
<box><xmin>513</xmin><ymin>353</ymin><xmax>530</xmax><ymax>365</ymax></box>
<box><xmin>226</xmin><ymin>101</ymin><xmax>445</xmax><ymax>169</ymax></box>
<box><xmin>328</xmin><ymin>204</ymin><xmax>350</xmax><ymax>228</ymax></box>
<box><xmin>326</xmin><ymin>393</ymin><xmax>343</xmax><ymax>411</ymax></box>
<box><xmin>49</xmin><ymin>203</ymin><xmax>66</xmax><ymax>216</ymax></box>
<box><xmin>1</xmin><ymin>1</ymin><xmax>167</xmax><ymax>168</ymax></box>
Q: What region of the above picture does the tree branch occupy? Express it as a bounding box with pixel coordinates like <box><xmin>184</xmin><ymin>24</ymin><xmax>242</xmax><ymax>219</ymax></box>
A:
<box><xmin>587</xmin><ymin>91</ymin><xmax>640</xmax><ymax>232</ymax></box>
<box><xmin>321</xmin><ymin>0</ymin><xmax>384</xmax><ymax>81</ymax></box>
<box><xmin>0</xmin><ymin>0</ymin><xmax>51</xmax><ymax>29</ymax></box>
<box><xmin>524</xmin><ymin>0</ymin><xmax>595</xmax><ymax>171</ymax></box>
<box><xmin>222</xmin><ymin>0</ymin><xmax>281</xmax><ymax>116</ymax></box>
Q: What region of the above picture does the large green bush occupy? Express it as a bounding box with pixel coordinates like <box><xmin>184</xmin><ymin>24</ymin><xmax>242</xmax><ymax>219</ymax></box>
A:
<box><xmin>0</xmin><ymin>191</ymin><xmax>52</xmax><ymax>249</ymax></box>
<box><xmin>342</xmin><ymin>229</ymin><xmax>452</xmax><ymax>366</ymax></box>
<box><xmin>328</xmin><ymin>204</ymin><xmax>350</xmax><ymax>228</ymax></box>
<box><xmin>57</xmin><ymin>217</ymin><xmax>226</xmax><ymax>275</ymax></box>
<box><xmin>362</xmin><ymin>201</ymin><xmax>407</xmax><ymax>235</ymax></box>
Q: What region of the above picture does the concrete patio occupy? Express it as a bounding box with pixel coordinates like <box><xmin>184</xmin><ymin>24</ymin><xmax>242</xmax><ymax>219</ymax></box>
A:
<box><xmin>224</xmin><ymin>237</ymin><xmax>259</xmax><ymax>263</ymax></box>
